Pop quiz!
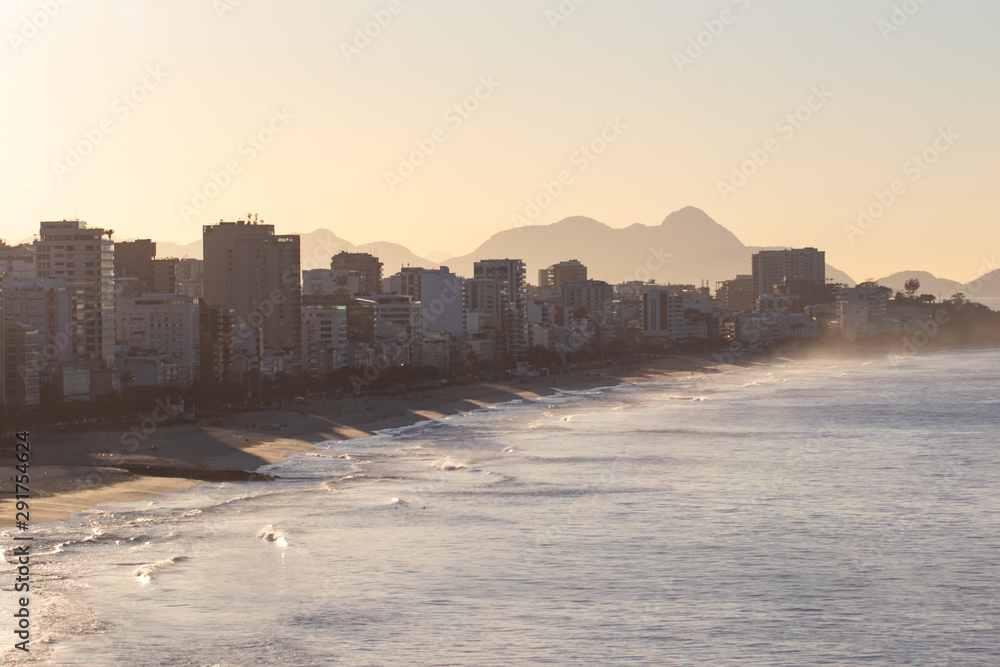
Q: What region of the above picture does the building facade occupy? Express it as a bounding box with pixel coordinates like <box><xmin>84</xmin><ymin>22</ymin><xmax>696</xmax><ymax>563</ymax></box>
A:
<box><xmin>751</xmin><ymin>248</ymin><xmax>825</xmax><ymax>300</ymax></box>
<box><xmin>302</xmin><ymin>305</ymin><xmax>348</xmax><ymax>378</ymax></box>
<box><xmin>716</xmin><ymin>275</ymin><xmax>756</xmax><ymax>313</ymax></box>
<box><xmin>539</xmin><ymin>260</ymin><xmax>587</xmax><ymax>292</ymax></box>
<box><xmin>116</xmin><ymin>293</ymin><xmax>201</xmax><ymax>386</ymax></box>
<box><xmin>2</xmin><ymin>318</ymin><xmax>42</xmax><ymax>409</ymax></box>
<box><xmin>562</xmin><ymin>279</ymin><xmax>614</xmax><ymax>322</ymax></box>
<box><xmin>642</xmin><ymin>289</ymin><xmax>684</xmax><ymax>340</ymax></box>
<box><xmin>330</xmin><ymin>252</ymin><xmax>383</xmax><ymax>296</ymax></box>
<box><xmin>202</xmin><ymin>219</ymin><xmax>301</xmax><ymax>367</ymax></box>
<box><xmin>1</xmin><ymin>278</ymin><xmax>74</xmax><ymax>363</ymax></box>
<box><xmin>837</xmin><ymin>285</ymin><xmax>889</xmax><ymax>339</ymax></box>
<box><xmin>35</xmin><ymin>220</ymin><xmax>115</xmax><ymax>366</ymax></box>
<box><xmin>473</xmin><ymin>259</ymin><xmax>528</xmax><ymax>360</ymax></box>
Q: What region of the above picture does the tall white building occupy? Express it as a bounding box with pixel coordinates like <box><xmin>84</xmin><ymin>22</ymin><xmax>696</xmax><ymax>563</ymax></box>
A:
<box><xmin>642</xmin><ymin>289</ymin><xmax>684</xmax><ymax>340</ymax></box>
<box><xmin>837</xmin><ymin>285</ymin><xmax>889</xmax><ymax>339</ymax></box>
<box><xmin>371</xmin><ymin>294</ymin><xmax>423</xmax><ymax>366</ymax></box>
<box><xmin>473</xmin><ymin>259</ymin><xmax>527</xmax><ymax>360</ymax></box>
<box><xmin>34</xmin><ymin>220</ymin><xmax>115</xmax><ymax>366</ymax></box>
<box><xmin>464</xmin><ymin>278</ymin><xmax>500</xmax><ymax>315</ymax></box>
<box><xmin>116</xmin><ymin>293</ymin><xmax>201</xmax><ymax>386</ymax></box>
<box><xmin>301</xmin><ymin>305</ymin><xmax>348</xmax><ymax>378</ymax></box>
<box><xmin>562</xmin><ymin>280</ymin><xmax>614</xmax><ymax>322</ymax></box>
<box><xmin>1</xmin><ymin>278</ymin><xmax>75</xmax><ymax>363</ymax></box>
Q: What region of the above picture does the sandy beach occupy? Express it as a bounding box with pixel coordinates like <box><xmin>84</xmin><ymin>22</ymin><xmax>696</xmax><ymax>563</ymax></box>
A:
<box><xmin>1</xmin><ymin>355</ymin><xmax>756</xmax><ymax>529</ymax></box>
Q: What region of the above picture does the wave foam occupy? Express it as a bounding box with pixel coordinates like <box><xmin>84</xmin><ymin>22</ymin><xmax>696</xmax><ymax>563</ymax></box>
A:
<box><xmin>134</xmin><ymin>556</ymin><xmax>187</xmax><ymax>582</ymax></box>
<box><xmin>255</xmin><ymin>525</ymin><xmax>288</xmax><ymax>547</ymax></box>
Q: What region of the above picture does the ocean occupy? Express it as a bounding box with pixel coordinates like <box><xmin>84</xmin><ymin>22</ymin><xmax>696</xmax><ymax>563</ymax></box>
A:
<box><xmin>3</xmin><ymin>349</ymin><xmax>999</xmax><ymax>666</ymax></box>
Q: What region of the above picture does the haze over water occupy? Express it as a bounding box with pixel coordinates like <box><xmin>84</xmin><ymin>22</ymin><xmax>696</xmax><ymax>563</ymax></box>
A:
<box><xmin>3</xmin><ymin>349</ymin><xmax>999</xmax><ymax>665</ymax></box>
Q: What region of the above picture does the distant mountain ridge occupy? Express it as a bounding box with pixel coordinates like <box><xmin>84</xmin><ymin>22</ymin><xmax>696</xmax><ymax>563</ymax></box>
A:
<box><xmin>874</xmin><ymin>269</ymin><xmax>1000</xmax><ymax>299</ymax></box>
<box><xmin>154</xmin><ymin>229</ymin><xmax>434</xmax><ymax>275</ymax></box>
<box><xmin>148</xmin><ymin>207</ymin><xmax>859</xmax><ymax>286</ymax></box>
<box><xmin>873</xmin><ymin>271</ymin><xmax>965</xmax><ymax>298</ymax></box>
<box><xmin>444</xmin><ymin>207</ymin><xmax>854</xmax><ymax>287</ymax></box>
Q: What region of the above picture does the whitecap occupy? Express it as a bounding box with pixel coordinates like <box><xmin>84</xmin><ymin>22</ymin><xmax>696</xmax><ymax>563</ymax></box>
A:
<box><xmin>134</xmin><ymin>556</ymin><xmax>187</xmax><ymax>583</ymax></box>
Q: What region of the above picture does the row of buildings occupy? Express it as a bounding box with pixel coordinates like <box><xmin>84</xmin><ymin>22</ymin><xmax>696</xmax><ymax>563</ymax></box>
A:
<box><xmin>0</xmin><ymin>222</ymin><xmax>899</xmax><ymax>411</ymax></box>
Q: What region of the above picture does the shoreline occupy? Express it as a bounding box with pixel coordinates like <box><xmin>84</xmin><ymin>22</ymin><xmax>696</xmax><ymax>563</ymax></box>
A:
<box><xmin>0</xmin><ymin>354</ymin><xmax>771</xmax><ymax>529</ymax></box>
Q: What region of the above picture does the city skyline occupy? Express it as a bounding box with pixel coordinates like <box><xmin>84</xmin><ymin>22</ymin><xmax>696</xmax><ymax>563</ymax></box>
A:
<box><xmin>6</xmin><ymin>213</ymin><xmax>994</xmax><ymax>413</ymax></box>
<box><xmin>3</xmin><ymin>1</ymin><xmax>998</xmax><ymax>283</ymax></box>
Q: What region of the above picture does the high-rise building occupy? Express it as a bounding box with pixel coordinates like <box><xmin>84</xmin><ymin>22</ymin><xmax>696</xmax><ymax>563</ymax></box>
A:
<box><xmin>642</xmin><ymin>289</ymin><xmax>684</xmax><ymax>340</ymax></box>
<box><xmin>464</xmin><ymin>278</ymin><xmax>500</xmax><ymax>315</ymax></box>
<box><xmin>538</xmin><ymin>260</ymin><xmax>588</xmax><ymax>292</ymax></box>
<box><xmin>562</xmin><ymin>280</ymin><xmax>613</xmax><ymax>322</ymax></box>
<box><xmin>837</xmin><ymin>284</ymin><xmax>890</xmax><ymax>339</ymax></box>
<box><xmin>474</xmin><ymin>259</ymin><xmax>528</xmax><ymax>360</ymax></box>
<box><xmin>751</xmin><ymin>248</ymin><xmax>825</xmax><ymax>300</ymax></box>
<box><xmin>34</xmin><ymin>220</ymin><xmax>115</xmax><ymax>366</ymax></box>
<box><xmin>176</xmin><ymin>259</ymin><xmax>204</xmax><ymax>299</ymax></box>
<box><xmin>301</xmin><ymin>305</ymin><xmax>348</xmax><ymax>378</ymax></box>
<box><xmin>199</xmin><ymin>303</ymin><xmax>233</xmax><ymax>388</ymax></box>
<box><xmin>464</xmin><ymin>279</ymin><xmax>502</xmax><ymax>362</ymax></box>
<box><xmin>202</xmin><ymin>219</ymin><xmax>301</xmax><ymax>365</ymax></box>
<box><xmin>387</xmin><ymin>266</ymin><xmax>424</xmax><ymax>299</ymax></box>
<box><xmin>117</xmin><ymin>293</ymin><xmax>201</xmax><ymax>386</ymax></box>
<box><xmin>151</xmin><ymin>258</ymin><xmax>180</xmax><ymax>294</ymax></box>
<box><xmin>418</xmin><ymin>267</ymin><xmax>464</xmax><ymax>336</ymax></box>
<box><xmin>715</xmin><ymin>275</ymin><xmax>756</xmax><ymax>313</ymax></box>
<box><xmin>330</xmin><ymin>252</ymin><xmax>383</xmax><ymax>295</ymax></box>
<box><xmin>369</xmin><ymin>294</ymin><xmax>422</xmax><ymax>367</ymax></box>
<box><xmin>2</xmin><ymin>318</ymin><xmax>42</xmax><ymax>409</ymax></box>
<box><xmin>1</xmin><ymin>278</ymin><xmax>74</xmax><ymax>363</ymax></box>
<box><xmin>346</xmin><ymin>299</ymin><xmax>377</xmax><ymax>346</ymax></box>
<box><xmin>114</xmin><ymin>239</ymin><xmax>156</xmax><ymax>287</ymax></box>
<box><xmin>0</xmin><ymin>242</ymin><xmax>36</xmax><ymax>279</ymax></box>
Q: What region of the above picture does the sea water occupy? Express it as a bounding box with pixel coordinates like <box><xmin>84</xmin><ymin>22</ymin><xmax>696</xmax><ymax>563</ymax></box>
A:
<box><xmin>2</xmin><ymin>350</ymin><xmax>999</xmax><ymax>666</ymax></box>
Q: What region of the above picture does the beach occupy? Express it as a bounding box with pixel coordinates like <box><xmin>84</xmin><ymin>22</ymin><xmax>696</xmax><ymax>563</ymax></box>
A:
<box><xmin>0</xmin><ymin>355</ymin><xmax>751</xmax><ymax>529</ymax></box>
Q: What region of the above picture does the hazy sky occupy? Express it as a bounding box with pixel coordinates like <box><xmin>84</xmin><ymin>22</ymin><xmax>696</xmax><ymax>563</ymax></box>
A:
<box><xmin>2</xmin><ymin>0</ymin><xmax>997</xmax><ymax>281</ymax></box>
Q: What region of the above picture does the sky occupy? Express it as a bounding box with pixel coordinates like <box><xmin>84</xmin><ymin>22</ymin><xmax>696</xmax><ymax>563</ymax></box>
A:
<box><xmin>2</xmin><ymin>0</ymin><xmax>998</xmax><ymax>282</ymax></box>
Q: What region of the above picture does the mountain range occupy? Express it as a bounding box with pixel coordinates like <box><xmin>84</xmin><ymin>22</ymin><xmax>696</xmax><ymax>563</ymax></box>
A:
<box><xmin>869</xmin><ymin>269</ymin><xmax>1000</xmax><ymax>299</ymax></box>
<box><xmin>152</xmin><ymin>207</ymin><xmax>1000</xmax><ymax>296</ymax></box>
<box><xmin>156</xmin><ymin>207</ymin><xmax>851</xmax><ymax>287</ymax></box>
